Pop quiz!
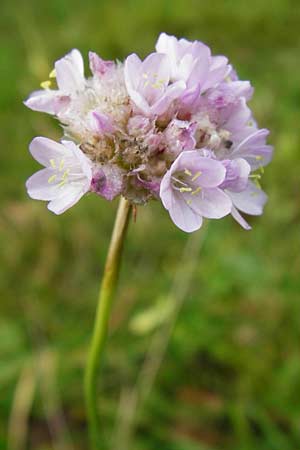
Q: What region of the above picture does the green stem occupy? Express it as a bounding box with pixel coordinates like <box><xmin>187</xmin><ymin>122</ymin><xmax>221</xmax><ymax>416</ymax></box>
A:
<box><xmin>84</xmin><ymin>197</ymin><xmax>132</xmax><ymax>449</ymax></box>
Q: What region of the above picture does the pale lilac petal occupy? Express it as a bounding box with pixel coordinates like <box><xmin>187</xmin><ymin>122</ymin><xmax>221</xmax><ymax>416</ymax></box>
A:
<box><xmin>139</xmin><ymin>53</ymin><xmax>170</xmax><ymax>107</ymax></box>
<box><xmin>55</xmin><ymin>49</ymin><xmax>85</xmax><ymax>93</ymax></box>
<box><xmin>26</xmin><ymin>168</ymin><xmax>62</xmax><ymax>200</ymax></box>
<box><xmin>24</xmin><ymin>90</ymin><xmax>70</xmax><ymax>114</ymax></box>
<box><xmin>89</xmin><ymin>51</ymin><xmax>114</xmax><ymax>76</ymax></box>
<box><xmin>159</xmin><ymin>170</ymin><xmax>173</xmax><ymax>210</ymax></box>
<box><xmin>89</xmin><ymin>111</ymin><xmax>115</xmax><ymax>134</ymax></box>
<box><xmin>188</xmin><ymin>188</ymin><xmax>232</xmax><ymax>219</ymax></box>
<box><xmin>29</xmin><ymin>137</ymin><xmax>68</xmax><ymax>166</ymax></box>
<box><xmin>201</xmin><ymin>56</ymin><xmax>229</xmax><ymax>91</ymax></box>
<box><xmin>229</xmin><ymin>181</ymin><xmax>268</xmax><ymax>215</ymax></box>
<box><xmin>231</xmin><ymin>206</ymin><xmax>251</xmax><ymax>230</ymax></box>
<box><xmin>124</xmin><ymin>53</ymin><xmax>143</xmax><ymax>91</ymax></box>
<box><xmin>150</xmin><ymin>80</ymin><xmax>185</xmax><ymax>115</ymax></box>
<box><xmin>174</xmin><ymin>151</ymin><xmax>226</xmax><ymax>187</ymax></box>
<box><xmin>221</xmin><ymin>158</ymin><xmax>251</xmax><ymax>192</ymax></box>
<box><xmin>232</xmin><ymin>129</ymin><xmax>273</xmax><ymax>169</ymax></box>
<box><xmin>168</xmin><ymin>192</ymin><xmax>203</xmax><ymax>232</ymax></box>
<box><xmin>47</xmin><ymin>184</ymin><xmax>87</xmax><ymax>214</ymax></box>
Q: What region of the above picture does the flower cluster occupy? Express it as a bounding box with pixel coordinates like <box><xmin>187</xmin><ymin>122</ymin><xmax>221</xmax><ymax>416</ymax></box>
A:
<box><xmin>25</xmin><ymin>33</ymin><xmax>273</xmax><ymax>232</ymax></box>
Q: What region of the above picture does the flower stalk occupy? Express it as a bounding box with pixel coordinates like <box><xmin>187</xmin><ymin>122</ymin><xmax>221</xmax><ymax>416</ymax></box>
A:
<box><xmin>84</xmin><ymin>196</ymin><xmax>132</xmax><ymax>449</ymax></box>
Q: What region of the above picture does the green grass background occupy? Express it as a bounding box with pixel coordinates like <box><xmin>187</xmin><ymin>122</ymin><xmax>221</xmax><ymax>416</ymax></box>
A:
<box><xmin>1</xmin><ymin>0</ymin><xmax>300</xmax><ymax>449</ymax></box>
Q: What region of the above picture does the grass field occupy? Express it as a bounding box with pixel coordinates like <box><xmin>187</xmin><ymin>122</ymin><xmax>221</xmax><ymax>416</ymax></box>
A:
<box><xmin>1</xmin><ymin>0</ymin><xmax>300</xmax><ymax>449</ymax></box>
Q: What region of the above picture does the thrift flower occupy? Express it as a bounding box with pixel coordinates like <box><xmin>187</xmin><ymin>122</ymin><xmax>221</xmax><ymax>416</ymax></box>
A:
<box><xmin>24</xmin><ymin>49</ymin><xmax>85</xmax><ymax>115</ymax></box>
<box><xmin>160</xmin><ymin>151</ymin><xmax>232</xmax><ymax>232</ymax></box>
<box><xmin>25</xmin><ymin>34</ymin><xmax>273</xmax><ymax>231</ymax></box>
<box><xmin>26</xmin><ymin>137</ymin><xmax>92</xmax><ymax>214</ymax></box>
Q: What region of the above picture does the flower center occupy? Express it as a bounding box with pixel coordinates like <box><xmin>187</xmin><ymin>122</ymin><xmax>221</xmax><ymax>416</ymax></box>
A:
<box><xmin>171</xmin><ymin>168</ymin><xmax>203</xmax><ymax>198</ymax></box>
<box><xmin>48</xmin><ymin>158</ymin><xmax>70</xmax><ymax>187</ymax></box>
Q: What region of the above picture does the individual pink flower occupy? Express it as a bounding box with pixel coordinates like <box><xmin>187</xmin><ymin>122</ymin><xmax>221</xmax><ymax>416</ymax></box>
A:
<box><xmin>24</xmin><ymin>49</ymin><xmax>85</xmax><ymax>115</ymax></box>
<box><xmin>26</xmin><ymin>137</ymin><xmax>92</xmax><ymax>214</ymax></box>
<box><xmin>229</xmin><ymin>128</ymin><xmax>273</xmax><ymax>170</ymax></box>
<box><xmin>160</xmin><ymin>150</ymin><xmax>232</xmax><ymax>232</ymax></box>
<box><xmin>155</xmin><ymin>33</ymin><xmax>230</xmax><ymax>107</ymax></box>
<box><xmin>124</xmin><ymin>52</ymin><xmax>185</xmax><ymax>116</ymax></box>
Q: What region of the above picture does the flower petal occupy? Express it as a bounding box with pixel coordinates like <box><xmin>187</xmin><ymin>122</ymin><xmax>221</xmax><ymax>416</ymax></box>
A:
<box><xmin>26</xmin><ymin>168</ymin><xmax>62</xmax><ymax>200</ymax></box>
<box><xmin>24</xmin><ymin>90</ymin><xmax>70</xmax><ymax>114</ymax></box>
<box><xmin>29</xmin><ymin>137</ymin><xmax>68</xmax><ymax>166</ymax></box>
<box><xmin>55</xmin><ymin>49</ymin><xmax>85</xmax><ymax>93</ymax></box>
<box><xmin>47</xmin><ymin>184</ymin><xmax>87</xmax><ymax>214</ymax></box>
<box><xmin>228</xmin><ymin>181</ymin><xmax>268</xmax><ymax>215</ymax></box>
<box><xmin>168</xmin><ymin>192</ymin><xmax>203</xmax><ymax>232</ymax></box>
<box><xmin>174</xmin><ymin>151</ymin><xmax>226</xmax><ymax>188</ymax></box>
<box><xmin>189</xmin><ymin>188</ymin><xmax>232</xmax><ymax>219</ymax></box>
<box><xmin>231</xmin><ymin>206</ymin><xmax>251</xmax><ymax>230</ymax></box>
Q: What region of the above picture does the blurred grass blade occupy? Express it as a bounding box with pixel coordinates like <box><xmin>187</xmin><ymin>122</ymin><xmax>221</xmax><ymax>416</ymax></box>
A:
<box><xmin>7</xmin><ymin>360</ymin><xmax>36</xmax><ymax>450</ymax></box>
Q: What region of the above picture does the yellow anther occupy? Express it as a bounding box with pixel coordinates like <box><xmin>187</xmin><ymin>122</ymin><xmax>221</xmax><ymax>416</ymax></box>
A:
<box><xmin>191</xmin><ymin>171</ymin><xmax>202</xmax><ymax>181</ymax></box>
<box><xmin>255</xmin><ymin>155</ymin><xmax>263</xmax><ymax>161</ymax></box>
<box><xmin>179</xmin><ymin>187</ymin><xmax>192</xmax><ymax>193</ymax></box>
<box><xmin>184</xmin><ymin>169</ymin><xmax>192</xmax><ymax>176</ymax></box>
<box><xmin>142</xmin><ymin>73</ymin><xmax>148</xmax><ymax>79</ymax></box>
<box><xmin>61</xmin><ymin>169</ymin><xmax>70</xmax><ymax>179</ymax></box>
<box><xmin>144</xmin><ymin>80</ymin><xmax>150</xmax><ymax>87</ymax></box>
<box><xmin>49</xmin><ymin>68</ymin><xmax>56</xmax><ymax>78</ymax></box>
<box><xmin>50</xmin><ymin>159</ymin><xmax>56</xmax><ymax>169</ymax></box>
<box><xmin>48</xmin><ymin>174</ymin><xmax>57</xmax><ymax>184</ymax></box>
<box><xmin>151</xmin><ymin>81</ymin><xmax>163</xmax><ymax>89</ymax></box>
<box><xmin>40</xmin><ymin>80</ymin><xmax>51</xmax><ymax>89</ymax></box>
<box><xmin>187</xmin><ymin>199</ymin><xmax>192</xmax><ymax>205</ymax></box>
<box><xmin>58</xmin><ymin>180</ymin><xmax>67</xmax><ymax>188</ymax></box>
<box><xmin>191</xmin><ymin>186</ymin><xmax>202</xmax><ymax>195</ymax></box>
<box><xmin>59</xmin><ymin>159</ymin><xmax>65</xmax><ymax>171</ymax></box>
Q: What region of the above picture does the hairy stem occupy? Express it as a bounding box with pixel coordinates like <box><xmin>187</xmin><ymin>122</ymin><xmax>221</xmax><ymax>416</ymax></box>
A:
<box><xmin>84</xmin><ymin>197</ymin><xmax>132</xmax><ymax>449</ymax></box>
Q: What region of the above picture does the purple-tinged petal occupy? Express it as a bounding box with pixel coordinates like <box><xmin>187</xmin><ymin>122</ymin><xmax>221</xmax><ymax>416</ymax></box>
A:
<box><xmin>231</xmin><ymin>206</ymin><xmax>251</xmax><ymax>230</ymax></box>
<box><xmin>89</xmin><ymin>51</ymin><xmax>114</xmax><ymax>76</ymax></box>
<box><xmin>188</xmin><ymin>187</ymin><xmax>232</xmax><ymax>219</ymax></box>
<box><xmin>231</xmin><ymin>129</ymin><xmax>273</xmax><ymax>169</ymax></box>
<box><xmin>24</xmin><ymin>90</ymin><xmax>70</xmax><ymax>114</ymax></box>
<box><xmin>174</xmin><ymin>151</ymin><xmax>226</xmax><ymax>188</ymax></box>
<box><xmin>221</xmin><ymin>158</ymin><xmax>251</xmax><ymax>192</ymax></box>
<box><xmin>168</xmin><ymin>192</ymin><xmax>203</xmax><ymax>232</ymax></box>
<box><xmin>228</xmin><ymin>181</ymin><xmax>268</xmax><ymax>216</ymax></box>
<box><xmin>150</xmin><ymin>79</ymin><xmax>185</xmax><ymax>116</ymax></box>
<box><xmin>55</xmin><ymin>49</ymin><xmax>85</xmax><ymax>93</ymax></box>
<box><xmin>89</xmin><ymin>111</ymin><xmax>115</xmax><ymax>134</ymax></box>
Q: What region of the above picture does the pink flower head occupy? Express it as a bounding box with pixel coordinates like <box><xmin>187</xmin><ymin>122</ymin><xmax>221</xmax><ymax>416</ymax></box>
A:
<box><xmin>124</xmin><ymin>52</ymin><xmax>185</xmax><ymax>117</ymax></box>
<box><xmin>24</xmin><ymin>49</ymin><xmax>85</xmax><ymax>115</ymax></box>
<box><xmin>24</xmin><ymin>36</ymin><xmax>273</xmax><ymax>230</ymax></box>
<box><xmin>26</xmin><ymin>137</ymin><xmax>92</xmax><ymax>214</ymax></box>
<box><xmin>160</xmin><ymin>151</ymin><xmax>232</xmax><ymax>232</ymax></box>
